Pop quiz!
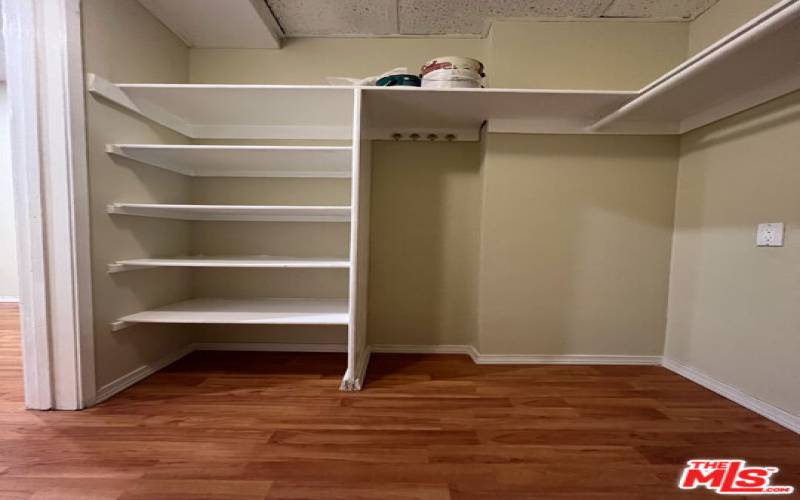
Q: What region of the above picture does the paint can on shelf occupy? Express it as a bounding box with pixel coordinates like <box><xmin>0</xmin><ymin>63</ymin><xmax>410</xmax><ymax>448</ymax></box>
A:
<box><xmin>421</xmin><ymin>56</ymin><xmax>485</xmax><ymax>77</ymax></box>
<box><xmin>421</xmin><ymin>68</ymin><xmax>483</xmax><ymax>88</ymax></box>
<box><xmin>420</xmin><ymin>56</ymin><xmax>485</xmax><ymax>88</ymax></box>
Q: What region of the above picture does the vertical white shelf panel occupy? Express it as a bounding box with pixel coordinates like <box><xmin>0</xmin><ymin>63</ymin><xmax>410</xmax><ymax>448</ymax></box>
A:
<box><xmin>107</xmin><ymin>144</ymin><xmax>353</xmax><ymax>178</ymax></box>
<box><xmin>341</xmin><ymin>89</ymin><xmax>372</xmax><ymax>391</ymax></box>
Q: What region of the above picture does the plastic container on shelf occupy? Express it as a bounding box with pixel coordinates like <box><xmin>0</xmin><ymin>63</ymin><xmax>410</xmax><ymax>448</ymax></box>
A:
<box><xmin>376</xmin><ymin>74</ymin><xmax>422</xmax><ymax>87</ymax></box>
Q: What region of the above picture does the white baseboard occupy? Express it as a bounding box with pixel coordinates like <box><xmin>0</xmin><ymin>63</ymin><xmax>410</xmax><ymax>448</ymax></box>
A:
<box><xmin>370</xmin><ymin>344</ymin><xmax>479</xmax><ymax>358</ymax></box>
<box><xmin>474</xmin><ymin>353</ymin><xmax>662</xmax><ymax>365</ymax></box>
<box><xmin>0</xmin><ymin>296</ymin><xmax>20</xmax><ymax>303</ymax></box>
<box><xmin>663</xmin><ymin>358</ymin><xmax>799</xmax><ymax>434</ymax></box>
<box><xmin>370</xmin><ymin>344</ymin><xmax>661</xmax><ymax>366</ymax></box>
<box><xmin>92</xmin><ymin>344</ymin><xmax>193</xmax><ymax>405</ymax></box>
<box><xmin>192</xmin><ymin>342</ymin><xmax>347</xmax><ymax>353</ymax></box>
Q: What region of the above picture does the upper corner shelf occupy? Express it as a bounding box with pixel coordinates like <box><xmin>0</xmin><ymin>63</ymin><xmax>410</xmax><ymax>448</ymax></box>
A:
<box><xmin>87</xmin><ymin>74</ymin><xmax>355</xmax><ymax>140</ymax></box>
<box><xmin>590</xmin><ymin>0</ymin><xmax>800</xmax><ymax>134</ymax></box>
<box><xmin>361</xmin><ymin>87</ymin><xmax>636</xmax><ymax>139</ymax></box>
<box><xmin>87</xmin><ymin>0</ymin><xmax>800</xmax><ymax>139</ymax></box>
<box><xmin>107</xmin><ymin>144</ymin><xmax>352</xmax><ymax>178</ymax></box>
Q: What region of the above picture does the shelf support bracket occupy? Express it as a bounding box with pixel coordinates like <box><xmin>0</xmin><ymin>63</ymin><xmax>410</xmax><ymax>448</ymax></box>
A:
<box><xmin>110</xmin><ymin>320</ymin><xmax>135</xmax><ymax>332</ymax></box>
<box><xmin>107</xmin><ymin>263</ymin><xmax>149</xmax><ymax>274</ymax></box>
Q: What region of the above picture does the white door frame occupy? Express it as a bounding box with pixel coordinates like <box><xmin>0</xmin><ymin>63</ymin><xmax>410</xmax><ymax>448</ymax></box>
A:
<box><xmin>3</xmin><ymin>0</ymin><xmax>95</xmax><ymax>409</ymax></box>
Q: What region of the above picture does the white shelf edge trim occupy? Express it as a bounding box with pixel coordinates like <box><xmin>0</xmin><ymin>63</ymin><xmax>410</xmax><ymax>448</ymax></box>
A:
<box><xmin>106</xmin><ymin>144</ymin><xmax>354</xmax><ymax>178</ymax></box>
<box><xmin>663</xmin><ymin>358</ymin><xmax>799</xmax><ymax>434</ymax></box>
<box><xmin>588</xmin><ymin>0</ymin><xmax>800</xmax><ymax>133</ymax></box>
<box><xmin>111</xmin><ymin>298</ymin><xmax>350</xmax><ymax>331</ymax></box>
<box><xmin>106</xmin><ymin>203</ymin><xmax>352</xmax><ymax>222</ymax></box>
<box><xmin>108</xmin><ymin>256</ymin><xmax>350</xmax><ymax>273</ymax></box>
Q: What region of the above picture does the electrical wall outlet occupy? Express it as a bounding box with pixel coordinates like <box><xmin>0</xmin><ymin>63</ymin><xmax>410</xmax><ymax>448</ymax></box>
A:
<box><xmin>756</xmin><ymin>222</ymin><xmax>784</xmax><ymax>247</ymax></box>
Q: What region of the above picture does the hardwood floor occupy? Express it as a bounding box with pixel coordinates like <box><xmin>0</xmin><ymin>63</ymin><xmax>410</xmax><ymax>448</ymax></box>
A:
<box><xmin>0</xmin><ymin>303</ymin><xmax>797</xmax><ymax>499</ymax></box>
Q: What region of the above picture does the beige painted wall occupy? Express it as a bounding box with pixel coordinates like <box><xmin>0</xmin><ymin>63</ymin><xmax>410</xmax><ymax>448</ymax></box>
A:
<box><xmin>82</xmin><ymin>0</ymin><xmax>193</xmax><ymax>388</ymax></box>
<box><xmin>0</xmin><ymin>84</ymin><xmax>18</xmax><ymax>299</ymax></box>
<box><xmin>688</xmin><ymin>0</ymin><xmax>778</xmax><ymax>56</ymax></box>
<box><xmin>663</xmin><ymin>0</ymin><xmax>798</xmax><ymax>419</ymax></box>
<box><xmin>666</xmin><ymin>89</ymin><xmax>800</xmax><ymax>416</ymax></box>
<box><xmin>488</xmin><ymin>20</ymin><xmax>688</xmax><ymax>90</ymax></box>
<box><xmin>190</xmin><ymin>38</ymin><xmax>485</xmax><ymax>85</ymax></box>
<box><xmin>368</xmin><ymin>142</ymin><xmax>482</xmax><ymax>346</ymax></box>
<box><xmin>190</xmin><ymin>21</ymin><xmax>687</xmax><ymax>91</ymax></box>
<box><xmin>478</xmin><ymin>134</ymin><xmax>679</xmax><ymax>355</ymax></box>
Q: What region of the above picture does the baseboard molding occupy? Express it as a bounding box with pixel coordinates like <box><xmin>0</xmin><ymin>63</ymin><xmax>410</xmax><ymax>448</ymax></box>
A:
<box><xmin>370</xmin><ymin>344</ymin><xmax>661</xmax><ymax>365</ymax></box>
<box><xmin>370</xmin><ymin>343</ymin><xmax>479</xmax><ymax>359</ymax></box>
<box><xmin>663</xmin><ymin>358</ymin><xmax>799</xmax><ymax>434</ymax></box>
<box><xmin>92</xmin><ymin>343</ymin><xmax>193</xmax><ymax>405</ymax></box>
<box><xmin>192</xmin><ymin>342</ymin><xmax>347</xmax><ymax>353</ymax></box>
<box><xmin>0</xmin><ymin>296</ymin><xmax>20</xmax><ymax>303</ymax></box>
<box><xmin>475</xmin><ymin>353</ymin><xmax>662</xmax><ymax>365</ymax></box>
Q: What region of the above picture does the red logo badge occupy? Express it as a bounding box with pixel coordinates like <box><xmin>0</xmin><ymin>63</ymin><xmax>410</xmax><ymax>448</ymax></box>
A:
<box><xmin>679</xmin><ymin>460</ymin><xmax>794</xmax><ymax>495</ymax></box>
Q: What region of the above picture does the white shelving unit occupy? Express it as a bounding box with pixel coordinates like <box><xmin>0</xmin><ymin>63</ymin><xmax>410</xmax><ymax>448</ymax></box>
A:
<box><xmin>90</xmin><ymin>0</ymin><xmax>800</xmax><ymax>142</ymax></box>
<box><xmin>92</xmin><ymin>0</ymin><xmax>800</xmax><ymax>392</ymax></box>
<box><xmin>107</xmin><ymin>145</ymin><xmax>353</xmax><ymax>178</ymax></box>
<box><xmin>111</xmin><ymin>298</ymin><xmax>349</xmax><ymax>331</ymax></box>
<box><xmin>108</xmin><ymin>255</ymin><xmax>350</xmax><ymax>273</ymax></box>
<box><xmin>107</xmin><ymin>203</ymin><xmax>351</xmax><ymax>222</ymax></box>
<box><xmin>96</xmin><ymin>80</ymin><xmax>367</xmax><ymax>391</ymax></box>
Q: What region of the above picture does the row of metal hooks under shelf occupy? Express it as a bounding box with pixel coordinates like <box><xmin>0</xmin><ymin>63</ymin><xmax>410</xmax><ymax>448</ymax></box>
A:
<box><xmin>390</xmin><ymin>132</ymin><xmax>458</xmax><ymax>142</ymax></box>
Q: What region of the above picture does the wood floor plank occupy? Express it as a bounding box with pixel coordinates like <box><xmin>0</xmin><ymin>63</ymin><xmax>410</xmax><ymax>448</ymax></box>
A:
<box><xmin>0</xmin><ymin>304</ymin><xmax>796</xmax><ymax>499</ymax></box>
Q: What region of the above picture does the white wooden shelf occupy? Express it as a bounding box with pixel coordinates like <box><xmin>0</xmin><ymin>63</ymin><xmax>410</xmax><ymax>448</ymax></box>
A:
<box><xmin>111</xmin><ymin>297</ymin><xmax>349</xmax><ymax>331</ymax></box>
<box><xmin>107</xmin><ymin>203</ymin><xmax>351</xmax><ymax>222</ymax></box>
<box><xmin>590</xmin><ymin>0</ymin><xmax>800</xmax><ymax>134</ymax></box>
<box><xmin>90</xmin><ymin>0</ymin><xmax>800</xmax><ymax>142</ymax></box>
<box><xmin>108</xmin><ymin>255</ymin><xmax>350</xmax><ymax>273</ymax></box>
<box><xmin>363</xmin><ymin>87</ymin><xmax>636</xmax><ymax>139</ymax></box>
<box><xmin>87</xmin><ymin>74</ymin><xmax>355</xmax><ymax>140</ymax></box>
<box><xmin>107</xmin><ymin>144</ymin><xmax>353</xmax><ymax>178</ymax></box>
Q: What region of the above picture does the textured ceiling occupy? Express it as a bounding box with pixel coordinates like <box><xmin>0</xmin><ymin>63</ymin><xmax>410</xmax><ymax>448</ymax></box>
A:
<box><xmin>266</xmin><ymin>0</ymin><xmax>720</xmax><ymax>37</ymax></box>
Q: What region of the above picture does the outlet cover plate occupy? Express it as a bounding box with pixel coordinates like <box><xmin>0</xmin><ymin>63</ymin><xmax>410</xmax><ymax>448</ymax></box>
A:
<box><xmin>756</xmin><ymin>222</ymin><xmax>784</xmax><ymax>247</ymax></box>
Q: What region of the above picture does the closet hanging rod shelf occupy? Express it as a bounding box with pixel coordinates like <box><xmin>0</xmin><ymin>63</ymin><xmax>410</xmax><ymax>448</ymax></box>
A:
<box><xmin>589</xmin><ymin>0</ymin><xmax>800</xmax><ymax>134</ymax></box>
<box><xmin>107</xmin><ymin>144</ymin><xmax>353</xmax><ymax>178</ymax></box>
<box><xmin>106</xmin><ymin>203</ymin><xmax>351</xmax><ymax>222</ymax></box>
